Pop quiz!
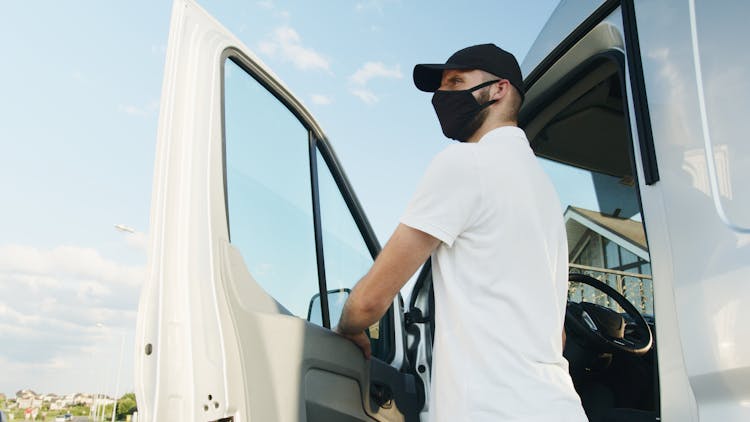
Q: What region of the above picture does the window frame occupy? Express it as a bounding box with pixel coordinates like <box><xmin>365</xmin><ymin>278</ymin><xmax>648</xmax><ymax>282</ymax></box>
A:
<box><xmin>522</xmin><ymin>0</ymin><xmax>658</xmax><ymax>184</ymax></box>
<box><xmin>219</xmin><ymin>50</ymin><xmax>393</xmax><ymax>359</ymax></box>
<box><xmin>521</xmin><ymin>49</ymin><xmax>656</xmax><ymax>266</ymax></box>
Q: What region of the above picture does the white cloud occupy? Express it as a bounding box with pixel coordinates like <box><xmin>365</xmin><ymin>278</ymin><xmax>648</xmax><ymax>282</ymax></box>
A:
<box><xmin>124</xmin><ymin>230</ymin><xmax>149</xmax><ymax>252</ymax></box>
<box><xmin>311</xmin><ymin>94</ymin><xmax>332</xmax><ymax>105</ymax></box>
<box><xmin>118</xmin><ymin>100</ymin><xmax>159</xmax><ymax>117</ymax></box>
<box><xmin>118</xmin><ymin>104</ymin><xmax>146</xmax><ymax>116</ymax></box>
<box><xmin>0</xmin><ymin>243</ymin><xmax>143</xmax><ymax>395</ymax></box>
<box><xmin>355</xmin><ymin>0</ymin><xmax>387</xmax><ymax>13</ymax></box>
<box><xmin>258</xmin><ymin>40</ymin><xmax>277</xmax><ymax>55</ymax></box>
<box><xmin>150</xmin><ymin>43</ymin><xmax>166</xmax><ymax>56</ymax></box>
<box><xmin>76</xmin><ymin>280</ymin><xmax>112</xmax><ymax>301</ymax></box>
<box><xmin>350</xmin><ymin>89</ymin><xmax>379</xmax><ymax>104</ymax></box>
<box><xmin>348</xmin><ymin>62</ymin><xmax>402</xmax><ymax>104</ymax></box>
<box><xmin>0</xmin><ymin>244</ymin><xmax>145</xmax><ymax>287</ymax></box>
<box><xmin>350</xmin><ymin>61</ymin><xmax>402</xmax><ymax>85</ymax></box>
<box><xmin>257</xmin><ymin>0</ymin><xmax>274</xmax><ymax>9</ymax></box>
<box><xmin>72</xmin><ymin>71</ymin><xmax>86</xmax><ymax>82</ymax></box>
<box><xmin>258</xmin><ymin>26</ymin><xmax>330</xmax><ymax>72</ymax></box>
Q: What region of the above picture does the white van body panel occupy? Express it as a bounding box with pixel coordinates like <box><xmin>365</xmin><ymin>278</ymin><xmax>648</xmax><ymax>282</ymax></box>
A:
<box><xmin>634</xmin><ymin>2</ymin><xmax>750</xmax><ymax>420</ymax></box>
<box><xmin>524</xmin><ymin>1</ymin><xmax>750</xmax><ymax>420</ymax></box>
<box><xmin>134</xmin><ymin>1</ymin><xmax>255</xmax><ymax>419</ymax></box>
<box><xmin>135</xmin><ymin>1</ymin><xmax>411</xmax><ymax>420</ymax></box>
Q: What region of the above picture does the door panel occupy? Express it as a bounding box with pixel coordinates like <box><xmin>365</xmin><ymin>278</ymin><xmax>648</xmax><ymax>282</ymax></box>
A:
<box><xmin>222</xmin><ymin>241</ymin><xmax>412</xmax><ymax>421</ymax></box>
<box><xmin>222</xmin><ymin>241</ymin><xmax>369</xmax><ymax>421</ymax></box>
<box><xmin>135</xmin><ymin>0</ymin><xmax>420</xmax><ymax>420</ymax></box>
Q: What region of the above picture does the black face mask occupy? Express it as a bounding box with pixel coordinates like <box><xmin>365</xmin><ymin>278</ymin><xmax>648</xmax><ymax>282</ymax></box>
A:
<box><xmin>431</xmin><ymin>79</ymin><xmax>499</xmax><ymax>142</ymax></box>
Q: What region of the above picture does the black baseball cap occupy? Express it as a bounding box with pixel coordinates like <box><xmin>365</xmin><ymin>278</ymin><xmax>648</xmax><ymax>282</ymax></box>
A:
<box><xmin>413</xmin><ymin>43</ymin><xmax>525</xmax><ymax>99</ymax></box>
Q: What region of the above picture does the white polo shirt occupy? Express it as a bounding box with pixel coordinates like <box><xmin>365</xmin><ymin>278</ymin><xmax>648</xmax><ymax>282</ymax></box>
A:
<box><xmin>401</xmin><ymin>126</ymin><xmax>586</xmax><ymax>422</ymax></box>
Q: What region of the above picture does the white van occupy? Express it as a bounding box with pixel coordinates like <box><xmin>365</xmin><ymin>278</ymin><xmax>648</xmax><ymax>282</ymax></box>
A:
<box><xmin>135</xmin><ymin>0</ymin><xmax>750</xmax><ymax>421</ymax></box>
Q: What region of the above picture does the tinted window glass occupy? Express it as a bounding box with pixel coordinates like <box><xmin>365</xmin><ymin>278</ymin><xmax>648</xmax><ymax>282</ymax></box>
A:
<box><xmin>316</xmin><ymin>150</ymin><xmax>392</xmax><ymax>359</ymax></box>
<box><xmin>224</xmin><ymin>58</ymin><xmax>321</xmax><ymax>322</ymax></box>
<box><xmin>316</xmin><ymin>151</ymin><xmax>373</xmax><ymax>324</ymax></box>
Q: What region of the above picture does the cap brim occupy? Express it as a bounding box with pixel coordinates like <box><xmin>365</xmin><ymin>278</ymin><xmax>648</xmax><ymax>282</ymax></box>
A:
<box><xmin>413</xmin><ymin>63</ymin><xmax>473</xmax><ymax>92</ymax></box>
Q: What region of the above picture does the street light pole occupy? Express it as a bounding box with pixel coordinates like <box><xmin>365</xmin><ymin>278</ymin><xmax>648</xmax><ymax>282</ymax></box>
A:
<box><xmin>93</xmin><ymin>322</ymin><xmax>108</xmax><ymax>422</ymax></box>
<box><xmin>108</xmin><ymin>224</ymin><xmax>136</xmax><ymax>421</ymax></box>
<box><xmin>96</xmin><ymin>319</ymin><xmax>124</xmax><ymax>422</ymax></box>
<box><xmin>110</xmin><ymin>335</ymin><xmax>125</xmax><ymax>422</ymax></box>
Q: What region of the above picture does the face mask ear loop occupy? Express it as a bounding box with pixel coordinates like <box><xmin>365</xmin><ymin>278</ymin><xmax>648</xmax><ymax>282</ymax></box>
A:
<box><xmin>468</xmin><ymin>79</ymin><xmax>501</xmax><ymax>93</ymax></box>
<box><xmin>470</xmin><ymin>79</ymin><xmax>500</xmax><ymax>109</ymax></box>
<box><xmin>477</xmin><ymin>98</ymin><xmax>497</xmax><ymax>110</ymax></box>
<box><xmin>434</xmin><ymin>79</ymin><xmax>500</xmax><ymax>94</ymax></box>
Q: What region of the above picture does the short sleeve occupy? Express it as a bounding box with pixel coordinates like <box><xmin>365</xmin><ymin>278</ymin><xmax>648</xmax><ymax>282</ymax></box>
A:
<box><xmin>400</xmin><ymin>145</ymin><xmax>482</xmax><ymax>247</ymax></box>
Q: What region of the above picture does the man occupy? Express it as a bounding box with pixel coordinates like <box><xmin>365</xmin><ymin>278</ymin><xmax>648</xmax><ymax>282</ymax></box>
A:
<box><xmin>335</xmin><ymin>44</ymin><xmax>586</xmax><ymax>421</ymax></box>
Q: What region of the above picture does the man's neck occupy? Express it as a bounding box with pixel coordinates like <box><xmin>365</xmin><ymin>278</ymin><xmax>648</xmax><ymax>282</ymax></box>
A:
<box><xmin>466</xmin><ymin>121</ymin><xmax>518</xmax><ymax>143</ymax></box>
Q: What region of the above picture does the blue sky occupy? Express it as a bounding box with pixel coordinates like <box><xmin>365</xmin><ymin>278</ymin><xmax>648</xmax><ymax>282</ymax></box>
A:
<box><xmin>0</xmin><ymin>0</ymin><xmax>560</xmax><ymax>397</ymax></box>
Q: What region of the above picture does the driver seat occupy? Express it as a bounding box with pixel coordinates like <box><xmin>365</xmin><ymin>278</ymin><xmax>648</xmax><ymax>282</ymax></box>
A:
<box><xmin>577</xmin><ymin>381</ymin><xmax>658</xmax><ymax>422</ymax></box>
<box><xmin>602</xmin><ymin>408</ymin><xmax>659</xmax><ymax>422</ymax></box>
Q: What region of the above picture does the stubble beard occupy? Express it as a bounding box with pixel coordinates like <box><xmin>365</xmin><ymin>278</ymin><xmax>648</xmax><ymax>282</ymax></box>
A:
<box><xmin>459</xmin><ymin>88</ymin><xmax>491</xmax><ymax>142</ymax></box>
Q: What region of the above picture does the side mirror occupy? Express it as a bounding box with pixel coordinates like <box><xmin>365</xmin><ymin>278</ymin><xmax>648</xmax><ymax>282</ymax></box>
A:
<box><xmin>307</xmin><ymin>288</ymin><xmax>351</xmax><ymax>327</ymax></box>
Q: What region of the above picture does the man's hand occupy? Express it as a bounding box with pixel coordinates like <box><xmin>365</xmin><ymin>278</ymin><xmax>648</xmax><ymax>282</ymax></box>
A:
<box><xmin>334</xmin><ymin>325</ymin><xmax>372</xmax><ymax>360</ymax></box>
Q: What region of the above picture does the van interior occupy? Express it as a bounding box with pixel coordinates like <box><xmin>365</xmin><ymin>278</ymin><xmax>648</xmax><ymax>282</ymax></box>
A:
<box><xmin>522</xmin><ymin>57</ymin><xmax>660</xmax><ymax>422</ymax></box>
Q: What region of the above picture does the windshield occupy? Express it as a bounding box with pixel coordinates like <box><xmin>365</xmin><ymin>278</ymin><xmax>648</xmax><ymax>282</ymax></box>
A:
<box><xmin>541</xmin><ymin>159</ymin><xmax>653</xmax><ymax>316</ymax></box>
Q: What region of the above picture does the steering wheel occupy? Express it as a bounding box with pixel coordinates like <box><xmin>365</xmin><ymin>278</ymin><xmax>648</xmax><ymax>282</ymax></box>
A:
<box><xmin>565</xmin><ymin>273</ymin><xmax>653</xmax><ymax>356</ymax></box>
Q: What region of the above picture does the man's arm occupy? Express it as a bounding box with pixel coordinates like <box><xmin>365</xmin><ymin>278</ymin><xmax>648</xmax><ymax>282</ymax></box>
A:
<box><xmin>335</xmin><ymin>223</ymin><xmax>440</xmax><ymax>358</ymax></box>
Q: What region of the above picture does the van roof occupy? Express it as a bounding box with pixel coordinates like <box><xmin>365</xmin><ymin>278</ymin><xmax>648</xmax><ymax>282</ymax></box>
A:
<box><xmin>522</xmin><ymin>0</ymin><xmax>609</xmax><ymax>77</ymax></box>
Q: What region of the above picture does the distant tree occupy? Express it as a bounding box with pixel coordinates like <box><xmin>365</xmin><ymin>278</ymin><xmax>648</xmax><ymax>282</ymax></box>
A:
<box><xmin>116</xmin><ymin>393</ymin><xmax>137</xmax><ymax>420</ymax></box>
<box><xmin>103</xmin><ymin>403</ymin><xmax>114</xmax><ymax>420</ymax></box>
<box><xmin>71</xmin><ymin>403</ymin><xmax>89</xmax><ymax>416</ymax></box>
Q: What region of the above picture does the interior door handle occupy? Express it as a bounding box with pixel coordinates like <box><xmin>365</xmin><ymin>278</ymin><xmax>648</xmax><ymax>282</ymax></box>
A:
<box><xmin>370</xmin><ymin>383</ymin><xmax>394</xmax><ymax>409</ymax></box>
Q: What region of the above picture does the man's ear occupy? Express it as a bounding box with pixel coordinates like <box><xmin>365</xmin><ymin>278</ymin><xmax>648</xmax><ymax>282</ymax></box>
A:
<box><xmin>490</xmin><ymin>80</ymin><xmax>510</xmax><ymax>101</ymax></box>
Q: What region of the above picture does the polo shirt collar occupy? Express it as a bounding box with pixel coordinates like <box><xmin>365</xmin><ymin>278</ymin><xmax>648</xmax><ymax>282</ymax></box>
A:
<box><xmin>479</xmin><ymin>125</ymin><xmax>526</xmax><ymax>143</ymax></box>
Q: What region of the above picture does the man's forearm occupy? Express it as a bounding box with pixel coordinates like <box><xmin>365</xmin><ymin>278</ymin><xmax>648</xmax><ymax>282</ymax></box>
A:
<box><xmin>337</xmin><ymin>276</ymin><xmax>390</xmax><ymax>334</ymax></box>
<box><xmin>336</xmin><ymin>224</ymin><xmax>440</xmax><ymax>336</ymax></box>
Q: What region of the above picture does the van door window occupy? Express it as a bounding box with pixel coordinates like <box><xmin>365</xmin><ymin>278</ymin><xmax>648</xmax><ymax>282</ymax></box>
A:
<box><xmin>526</xmin><ymin>59</ymin><xmax>654</xmax><ymax>315</ymax></box>
<box><xmin>223</xmin><ymin>58</ymin><xmax>321</xmax><ymax>323</ymax></box>
<box><xmin>316</xmin><ymin>151</ymin><xmax>373</xmax><ymax>326</ymax></box>
<box><xmin>316</xmin><ymin>149</ymin><xmax>393</xmax><ymax>359</ymax></box>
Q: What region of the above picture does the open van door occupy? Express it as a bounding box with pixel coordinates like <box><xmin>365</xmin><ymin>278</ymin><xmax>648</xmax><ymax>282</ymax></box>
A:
<box><xmin>134</xmin><ymin>1</ymin><xmax>422</xmax><ymax>420</ymax></box>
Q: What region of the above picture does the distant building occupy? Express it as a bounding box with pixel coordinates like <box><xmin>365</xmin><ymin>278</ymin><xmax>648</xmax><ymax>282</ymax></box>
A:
<box><xmin>50</xmin><ymin>397</ymin><xmax>68</xmax><ymax>411</ymax></box>
<box><xmin>15</xmin><ymin>390</ymin><xmax>38</xmax><ymax>398</ymax></box>
<box><xmin>15</xmin><ymin>389</ymin><xmax>39</xmax><ymax>408</ymax></box>
<box><xmin>74</xmin><ymin>393</ymin><xmax>94</xmax><ymax>406</ymax></box>
<box><xmin>16</xmin><ymin>398</ymin><xmax>30</xmax><ymax>409</ymax></box>
<box><xmin>42</xmin><ymin>393</ymin><xmax>58</xmax><ymax>402</ymax></box>
<box><xmin>564</xmin><ymin>206</ymin><xmax>654</xmax><ymax>314</ymax></box>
